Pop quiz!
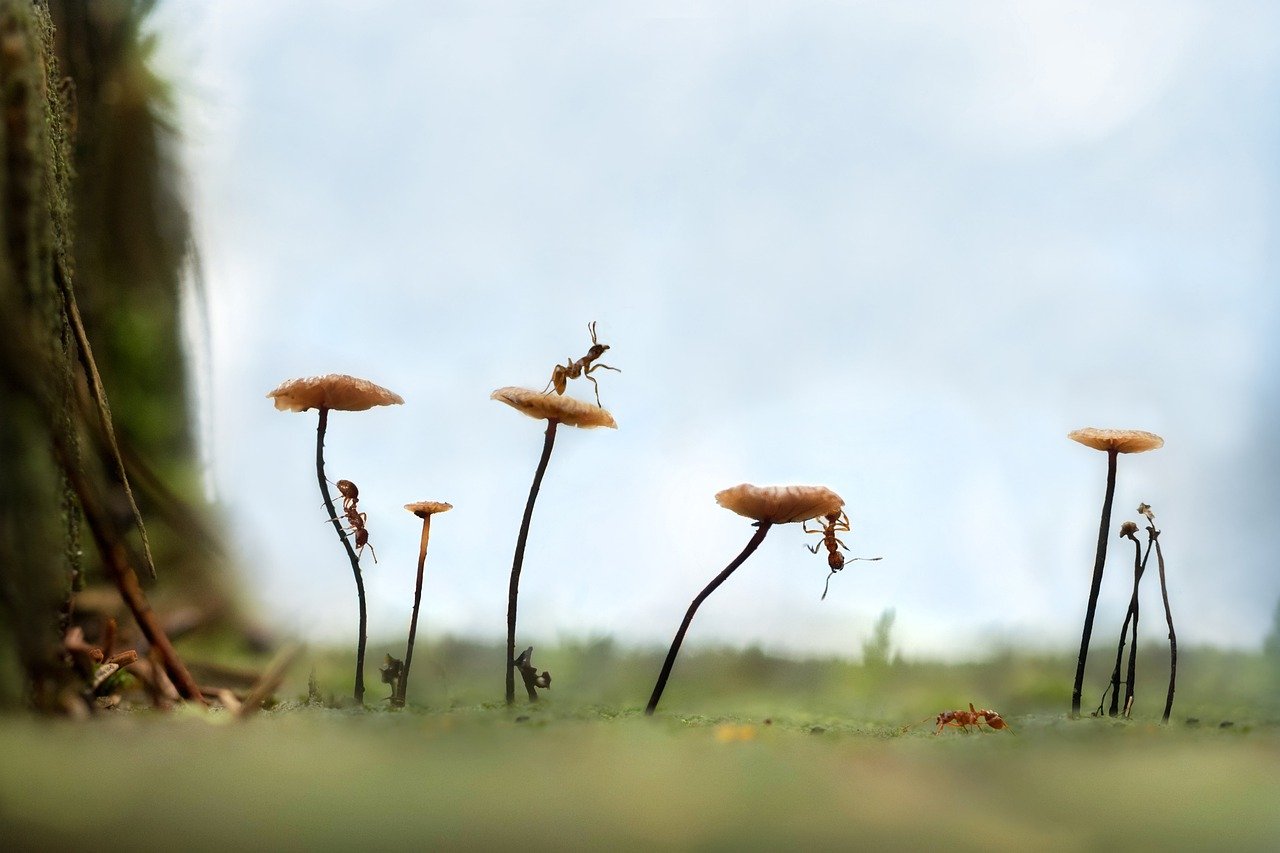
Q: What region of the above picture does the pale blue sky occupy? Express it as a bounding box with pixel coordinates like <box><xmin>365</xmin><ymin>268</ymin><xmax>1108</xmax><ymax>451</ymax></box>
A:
<box><xmin>157</xmin><ymin>1</ymin><xmax>1279</xmax><ymax>659</ymax></box>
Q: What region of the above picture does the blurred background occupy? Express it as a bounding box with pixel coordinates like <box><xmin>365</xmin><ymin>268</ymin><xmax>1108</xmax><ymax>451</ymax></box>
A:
<box><xmin>4</xmin><ymin>2</ymin><xmax>1280</xmax><ymax>706</ymax></box>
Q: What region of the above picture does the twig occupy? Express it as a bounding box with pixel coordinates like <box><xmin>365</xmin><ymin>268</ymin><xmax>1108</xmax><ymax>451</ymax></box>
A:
<box><xmin>1153</xmin><ymin>526</ymin><xmax>1176</xmax><ymax>722</ymax></box>
<box><xmin>237</xmin><ymin>644</ymin><xmax>301</xmax><ymax>718</ymax></box>
<box><xmin>506</xmin><ymin>418</ymin><xmax>559</xmax><ymax>705</ymax></box>
<box><xmin>646</xmin><ymin>522</ymin><xmax>774</xmax><ymax>715</ymax></box>
<box><xmin>52</xmin><ymin>434</ymin><xmax>205</xmax><ymax>704</ymax></box>
<box><xmin>54</xmin><ymin>260</ymin><xmax>158</xmax><ymax>579</ymax></box>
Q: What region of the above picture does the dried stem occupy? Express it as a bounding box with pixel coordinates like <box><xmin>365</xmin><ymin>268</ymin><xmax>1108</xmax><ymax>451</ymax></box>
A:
<box><xmin>1104</xmin><ymin>533</ymin><xmax>1153</xmax><ymax>716</ymax></box>
<box><xmin>396</xmin><ymin>513</ymin><xmax>433</xmax><ymax>707</ymax></box>
<box><xmin>237</xmin><ymin>644</ymin><xmax>301</xmax><ymax>718</ymax></box>
<box><xmin>506</xmin><ymin>419</ymin><xmax>559</xmax><ymax>705</ymax></box>
<box><xmin>50</xmin><ymin>433</ymin><xmax>205</xmax><ymax>705</ymax></box>
<box><xmin>54</xmin><ymin>261</ymin><xmax>158</xmax><ymax>580</ymax></box>
<box><xmin>316</xmin><ymin>407</ymin><xmax>366</xmax><ymax>704</ymax></box>
<box><xmin>1153</xmin><ymin>527</ymin><xmax>1176</xmax><ymax>722</ymax></box>
<box><xmin>1073</xmin><ymin>448</ymin><xmax>1117</xmax><ymax>717</ymax></box>
<box><xmin>1121</xmin><ymin>547</ymin><xmax>1149</xmax><ymax>718</ymax></box>
<box><xmin>645</xmin><ymin>522</ymin><xmax>774</xmax><ymax>716</ymax></box>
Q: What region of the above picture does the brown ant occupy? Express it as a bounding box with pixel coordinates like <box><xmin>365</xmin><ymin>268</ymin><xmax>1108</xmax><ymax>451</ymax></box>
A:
<box><xmin>542</xmin><ymin>320</ymin><xmax>620</xmax><ymax>407</ymax></box>
<box><xmin>932</xmin><ymin>703</ymin><xmax>1012</xmax><ymax>735</ymax></box>
<box><xmin>802</xmin><ymin>510</ymin><xmax>882</xmax><ymax>600</ymax></box>
<box><xmin>328</xmin><ymin>478</ymin><xmax>377</xmax><ymax>563</ymax></box>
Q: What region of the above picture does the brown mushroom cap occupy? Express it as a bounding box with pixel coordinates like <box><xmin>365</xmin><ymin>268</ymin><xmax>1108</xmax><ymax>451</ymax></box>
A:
<box><xmin>404</xmin><ymin>501</ymin><xmax>453</xmax><ymax>518</ymax></box>
<box><xmin>1068</xmin><ymin>428</ymin><xmax>1164</xmax><ymax>454</ymax></box>
<box><xmin>490</xmin><ymin>386</ymin><xmax>617</xmax><ymax>429</ymax></box>
<box><xmin>267</xmin><ymin>374</ymin><xmax>404</xmax><ymax>413</ymax></box>
<box><xmin>714</xmin><ymin>483</ymin><xmax>844</xmax><ymax>524</ymax></box>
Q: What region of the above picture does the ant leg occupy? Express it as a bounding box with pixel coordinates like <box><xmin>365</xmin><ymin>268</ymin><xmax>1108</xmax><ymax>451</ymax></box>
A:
<box><xmin>587</xmin><ymin>361</ymin><xmax>621</xmax><ymax>375</ymax></box>
<box><xmin>586</xmin><ymin>372</ymin><xmax>603</xmax><ymax>407</ymax></box>
<box><xmin>805</xmin><ymin>543</ymin><xmax>820</xmax><ymax>554</ymax></box>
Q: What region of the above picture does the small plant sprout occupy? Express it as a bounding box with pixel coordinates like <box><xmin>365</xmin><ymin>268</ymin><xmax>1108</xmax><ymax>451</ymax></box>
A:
<box><xmin>394</xmin><ymin>500</ymin><xmax>453</xmax><ymax>708</ymax></box>
<box><xmin>513</xmin><ymin>646</ymin><xmax>552</xmax><ymax>702</ymax></box>
<box><xmin>491</xmin><ymin>385</ymin><xmax>616</xmax><ymax>705</ymax></box>
<box><xmin>268</xmin><ymin>373</ymin><xmax>404</xmax><ymax>704</ymax></box>
<box><xmin>644</xmin><ymin>484</ymin><xmax>844</xmax><ymax>716</ymax></box>
<box><xmin>1066</xmin><ymin>427</ymin><xmax>1163</xmax><ymax>717</ymax></box>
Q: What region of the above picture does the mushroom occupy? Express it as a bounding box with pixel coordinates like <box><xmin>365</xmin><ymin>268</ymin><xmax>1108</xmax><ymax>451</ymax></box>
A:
<box><xmin>393</xmin><ymin>500</ymin><xmax>452</xmax><ymax>707</ymax></box>
<box><xmin>644</xmin><ymin>484</ymin><xmax>843</xmax><ymax>715</ymax></box>
<box><xmin>1066</xmin><ymin>427</ymin><xmax>1163</xmax><ymax>717</ymax></box>
<box><xmin>491</xmin><ymin>386</ymin><xmax>616</xmax><ymax>705</ymax></box>
<box><xmin>1140</xmin><ymin>503</ymin><xmax>1177</xmax><ymax>723</ymax></box>
<box><xmin>267</xmin><ymin>373</ymin><xmax>404</xmax><ymax>704</ymax></box>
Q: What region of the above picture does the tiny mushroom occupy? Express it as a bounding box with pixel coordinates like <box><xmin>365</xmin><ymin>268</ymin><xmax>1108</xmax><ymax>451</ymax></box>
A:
<box><xmin>394</xmin><ymin>500</ymin><xmax>453</xmax><ymax>707</ymax></box>
<box><xmin>268</xmin><ymin>373</ymin><xmax>404</xmax><ymax>705</ymax></box>
<box><xmin>1066</xmin><ymin>427</ymin><xmax>1163</xmax><ymax>717</ymax></box>
<box><xmin>645</xmin><ymin>483</ymin><xmax>845</xmax><ymax>715</ymax></box>
<box><xmin>491</xmin><ymin>386</ymin><xmax>616</xmax><ymax>706</ymax></box>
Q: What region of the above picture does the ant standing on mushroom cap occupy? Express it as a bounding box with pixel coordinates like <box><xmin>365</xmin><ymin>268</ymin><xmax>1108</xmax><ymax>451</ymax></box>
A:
<box><xmin>802</xmin><ymin>510</ymin><xmax>882</xmax><ymax>600</ymax></box>
<box><xmin>542</xmin><ymin>320</ymin><xmax>620</xmax><ymax>408</ymax></box>
<box><xmin>328</xmin><ymin>478</ymin><xmax>377</xmax><ymax>563</ymax></box>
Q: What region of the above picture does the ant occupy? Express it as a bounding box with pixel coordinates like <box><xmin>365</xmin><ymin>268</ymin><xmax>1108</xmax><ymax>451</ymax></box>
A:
<box><xmin>542</xmin><ymin>320</ymin><xmax>620</xmax><ymax>408</ymax></box>
<box><xmin>328</xmin><ymin>478</ymin><xmax>377</xmax><ymax>563</ymax></box>
<box><xmin>932</xmin><ymin>703</ymin><xmax>1012</xmax><ymax>735</ymax></box>
<box><xmin>802</xmin><ymin>510</ymin><xmax>882</xmax><ymax>600</ymax></box>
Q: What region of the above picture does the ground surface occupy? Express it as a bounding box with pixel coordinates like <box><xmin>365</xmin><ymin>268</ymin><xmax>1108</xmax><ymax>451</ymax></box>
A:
<box><xmin>2</xmin><ymin>705</ymin><xmax>1277</xmax><ymax>851</ymax></box>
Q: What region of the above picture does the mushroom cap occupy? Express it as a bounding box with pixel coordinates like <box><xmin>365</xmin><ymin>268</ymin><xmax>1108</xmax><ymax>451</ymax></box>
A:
<box><xmin>404</xmin><ymin>501</ymin><xmax>453</xmax><ymax>518</ymax></box>
<box><xmin>714</xmin><ymin>483</ymin><xmax>844</xmax><ymax>524</ymax></box>
<box><xmin>267</xmin><ymin>374</ymin><xmax>404</xmax><ymax>413</ymax></box>
<box><xmin>1068</xmin><ymin>428</ymin><xmax>1164</xmax><ymax>454</ymax></box>
<box><xmin>490</xmin><ymin>386</ymin><xmax>617</xmax><ymax>429</ymax></box>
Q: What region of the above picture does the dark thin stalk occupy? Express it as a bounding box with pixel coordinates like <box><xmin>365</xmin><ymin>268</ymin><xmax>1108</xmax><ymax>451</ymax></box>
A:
<box><xmin>506</xmin><ymin>419</ymin><xmax>559</xmax><ymax>705</ymax></box>
<box><xmin>1121</xmin><ymin>539</ymin><xmax>1153</xmax><ymax>717</ymax></box>
<box><xmin>1153</xmin><ymin>529</ymin><xmax>1176</xmax><ymax>722</ymax></box>
<box><xmin>1105</xmin><ymin>534</ymin><xmax>1152</xmax><ymax>716</ymax></box>
<box><xmin>316</xmin><ymin>407</ymin><xmax>366</xmax><ymax>704</ymax></box>
<box><xmin>395</xmin><ymin>513</ymin><xmax>433</xmax><ymax>707</ymax></box>
<box><xmin>1073</xmin><ymin>448</ymin><xmax>1117</xmax><ymax>717</ymax></box>
<box><xmin>645</xmin><ymin>522</ymin><xmax>774</xmax><ymax>716</ymax></box>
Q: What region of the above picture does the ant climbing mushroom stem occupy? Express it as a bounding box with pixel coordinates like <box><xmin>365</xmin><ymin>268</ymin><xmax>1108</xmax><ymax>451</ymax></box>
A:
<box><xmin>644</xmin><ymin>483</ymin><xmax>844</xmax><ymax>716</ymax></box>
<box><xmin>268</xmin><ymin>373</ymin><xmax>404</xmax><ymax>705</ymax></box>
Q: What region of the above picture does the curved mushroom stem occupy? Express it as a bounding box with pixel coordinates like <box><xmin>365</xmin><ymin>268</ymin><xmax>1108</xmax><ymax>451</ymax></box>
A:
<box><xmin>1153</xmin><ymin>528</ymin><xmax>1176</xmax><ymax>723</ymax></box>
<box><xmin>1121</xmin><ymin>540</ymin><xmax>1152</xmax><ymax>717</ymax></box>
<box><xmin>506</xmin><ymin>418</ymin><xmax>559</xmax><ymax>705</ymax></box>
<box><xmin>395</xmin><ymin>513</ymin><xmax>433</xmax><ymax>707</ymax></box>
<box><xmin>645</xmin><ymin>521</ymin><xmax>774</xmax><ymax>716</ymax></box>
<box><xmin>316</xmin><ymin>406</ymin><xmax>367</xmax><ymax>705</ymax></box>
<box><xmin>1073</xmin><ymin>448</ymin><xmax>1117</xmax><ymax>717</ymax></box>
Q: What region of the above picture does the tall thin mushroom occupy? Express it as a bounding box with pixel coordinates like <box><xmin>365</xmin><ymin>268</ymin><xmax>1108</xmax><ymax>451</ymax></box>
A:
<box><xmin>645</xmin><ymin>483</ymin><xmax>844</xmax><ymax>716</ymax></box>
<box><xmin>491</xmin><ymin>386</ymin><xmax>616</xmax><ymax>705</ymax></box>
<box><xmin>268</xmin><ymin>374</ymin><xmax>404</xmax><ymax>704</ymax></box>
<box><xmin>395</xmin><ymin>500</ymin><xmax>452</xmax><ymax>707</ymax></box>
<box><xmin>1141</xmin><ymin>503</ymin><xmax>1177</xmax><ymax>722</ymax></box>
<box><xmin>1067</xmin><ymin>428</ymin><xmax>1163</xmax><ymax>717</ymax></box>
<box><xmin>1103</xmin><ymin>521</ymin><xmax>1151</xmax><ymax>716</ymax></box>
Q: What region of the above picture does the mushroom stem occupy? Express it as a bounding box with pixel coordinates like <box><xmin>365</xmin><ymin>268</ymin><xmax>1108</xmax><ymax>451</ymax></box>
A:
<box><xmin>1121</xmin><ymin>542</ymin><xmax>1151</xmax><ymax>718</ymax></box>
<box><xmin>316</xmin><ymin>406</ymin><xmax>367</xmax><ymax>705</ymax></box>
<box><xmin>645</xmin><ymin>522</ymin><xmax>774</xmax><ymax>716</ymax></box>
<box><xmin>1105</xmin><ymin>534</ymin><xmax>1153</xmax><ymax>716</ymax></box>
<box><xmin>395</xmin><ymin>513</ymin><xmax>433</xmax><ymax>707</ymax></box>
<box><xmin>506</xmin><ymin>418</ymin><xmax>559</xmax><ymax>705</ymax></box>
<box><xmin>1153</xmin><ymin>528</ymin><xmax>1176</xmax><ymax>723</ymax></box>
<box><xmin>1072</xmin><ymin>448</ymin><xmax>1117</xmax><ymax>717</ymax></box>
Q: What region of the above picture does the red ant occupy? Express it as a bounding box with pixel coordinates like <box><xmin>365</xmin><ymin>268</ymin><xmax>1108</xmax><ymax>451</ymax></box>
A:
<box><xmin>542</xmin><ymin>320</ymin><xmax>620</xmax><ymax>407</ymax></box>
<box><xmin>932</xmin><ymin>703</ymin><xmax>1012</xmax><ymax>734</ymax></box>
<box><xmin>802</xmin><ymin>510</ymin><xmax>882</xmax><ymax>600</ymax></box>
<box><xmin>329</xmin><ymin>478</ymin><xmax>377</xmax><ymax>563</ymax></box>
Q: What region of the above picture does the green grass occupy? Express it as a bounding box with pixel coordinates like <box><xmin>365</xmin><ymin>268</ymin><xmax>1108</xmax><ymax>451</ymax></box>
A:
<box><xmin>2</xmin><ymin>642</ymin><xmax>1278</xmax><ymax>850</ymax></box>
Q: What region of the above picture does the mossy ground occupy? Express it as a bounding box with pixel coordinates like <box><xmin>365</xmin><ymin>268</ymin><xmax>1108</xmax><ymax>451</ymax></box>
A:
<box><xmin>2</xmin><ymin>642</ymin><xmax>1278</xmax><ymax>849</ymax></box>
